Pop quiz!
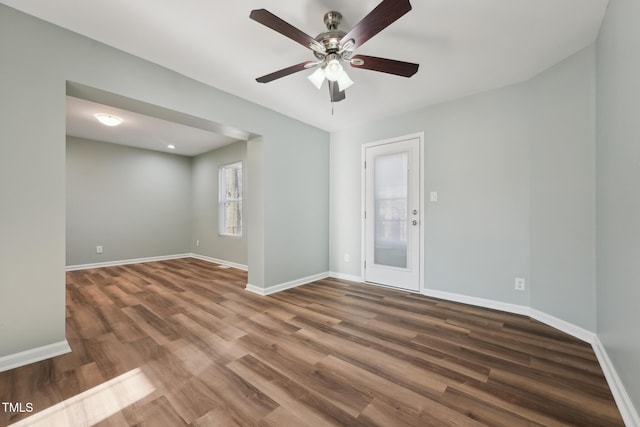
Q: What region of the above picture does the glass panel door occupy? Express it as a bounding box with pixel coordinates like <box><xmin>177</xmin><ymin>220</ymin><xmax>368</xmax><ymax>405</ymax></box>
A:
<box><xmin>364</xmin><ymin>136</ymin><xmax>421</xmax><ymax>292</ymax></box>
<box><xmin>374</xmin><ymin>152</ymin><xmax>408</xmax><ymax>268</ymax></box>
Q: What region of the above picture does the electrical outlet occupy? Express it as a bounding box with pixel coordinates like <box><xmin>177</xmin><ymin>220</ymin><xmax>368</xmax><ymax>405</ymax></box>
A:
<box><xmin>96</xmin><ymin>245</ymin><xmax>103</xmax><ymax>254</ymax></box>
<box><xmin>344</xmin><ymin>253</ymin><xmax>350</xmax><ymax>262</ymax></box>
<box><xmin>196</xmin><ymin>240</ymin><xmax>200</xmax><ymax>247</ymax></box>
<box><xmin>515</xmin><ymin>277</ymin><xmax>525</xmax><ymax>291</ymax></box>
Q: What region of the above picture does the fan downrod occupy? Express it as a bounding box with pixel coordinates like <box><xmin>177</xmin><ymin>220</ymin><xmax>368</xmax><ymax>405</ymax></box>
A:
<box><xmin>314</xmin><ymin>11</ymin><xmax>348</xmax><ymax>60</ymax></box>
<box><xmin>323</xmin><ymin>11</ymin><xmax>342</xmax><ymax>30</ymax></box>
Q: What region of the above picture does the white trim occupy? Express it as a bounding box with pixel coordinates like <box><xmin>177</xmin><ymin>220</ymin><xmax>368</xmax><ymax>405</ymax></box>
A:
<box><xmin>422</xmin><ymin>288</ymin><xmax>531</xmax><ymax>317</ymax></box>
<box><xmin>0</xmin><ymin>340</ymin><xmax>71</xmax><ymax>373</ymax></box>
<box><xmin>422</xmin><ymin>289</ymin><xmax>596</xmax><ymax>344</ymax></box>
<box><xmin>245</xmin><ymin>272</ymin><xmax>329</xmax><ymax>296</ymax></box>
<box><xmin>360</xmin><ymin>132</ymin><xmax>425</xmax><ymax>291</ymax></box>
<box><xmin>421</xmin><ymin>287</ymin><xmax>638</xmax><ymax>423</ymax></box>
<box><xmin>363</xmin><ymin>280</ymin><xmax>424</xmax><ymax>294</ymax></box>
<box><xmin>245</xmin><ymin>283</ymin><xmax>267</xmax><ymax>296</ymax></box>
<box><xmin>592</xmin><ymin>336</ymin><xmax>640</xmax><ymax>427</ymax></box>
<box><xmin>64</xmin><ymin>251</ymin><xmax>638</xmax><ymax>422</ymax></box>
<box><xmin>65</xmin><ymin>253</ymin><xmax>191</xmax><ymax>271</ymax></box>
<box><xmin>529</xmin><ymin>308</ymin><xmax>595</xmax><ymax>344</ymax></box>
<box><xmin>329</xmin><ymin>271</ymin><xmax>363</xmax><ymax>283</ymax></box>
<box><xmin>421</xmin><ymin>288</ymin><xmax>598</xmax><ymax>344</ymax></box>
<box><xmin>66</xmin><ymin>253</ymin><xmax>248</xmax><ymax>272</ymax></box>
<box><xmin>190</xmin><ymin>254</ymin><xmax>248</xmax><ymax>271</ymax></box>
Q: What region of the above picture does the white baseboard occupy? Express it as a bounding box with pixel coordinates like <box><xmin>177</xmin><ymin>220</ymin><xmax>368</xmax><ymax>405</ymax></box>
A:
<box><xmin>421</xmin><ymin>288</ymin><xmax>597</xmax><ymax>344</ymax></box>
<box><xmin>189</xmin><ymin>254</ymin><xmax>248</xmax><ymax>271</ymax></box>
<box><xmin>592</xmin><ymin>336</ymin><xmax>640</xmax><ymax>427</ymax></box>
<box><xmin>65</xmin><ymin>253</ymin><xmax>192</xmax><ymax>271</ymax></box>
<box><xmin>329</xmin><ymin>271</ymin><xmax>363</xmax><ymax>283</ymax></box>
<box><xmin>420</xmin><ymin>287</ymin><xmax>639</xmax><ymax>424</ymax></box>
<box><xmin>65</xmin><ymin>257</ymin><xmax>640</xmax><ymax>423</ymax></box>
<box><xmin>245</xmin><ymin>272</ymin><xmax>330</xmax><ymax>296</ymax></box>
<box><xmin>67</xmin><ymin>253</ymin><xmax>248</xmax><ymax>272</ymax></box>
<box><xmin>0</xmin><ymin>340</ymin><xmax>71</xmax><ymax>373</ymax></box>
<box><xmin>529</xmin><ymin>308</ymin><xmax>595</xmax><ymax>344</ymax></box>
<box><xmin>245</xmin><ymin>283</ymin><xmax>267</xmax><ymax>296</ymax></box>
<box><xmin>421</xmin><ymin>288</ymin><xmax>531</xmax><ymax>317</ymax></box>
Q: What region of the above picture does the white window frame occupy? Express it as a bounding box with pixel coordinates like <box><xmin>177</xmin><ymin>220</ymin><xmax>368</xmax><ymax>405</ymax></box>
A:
<box><xmin>218</xmin><ymin>161</ymin><xmax>242</xmax><ymax>237</ymax></box>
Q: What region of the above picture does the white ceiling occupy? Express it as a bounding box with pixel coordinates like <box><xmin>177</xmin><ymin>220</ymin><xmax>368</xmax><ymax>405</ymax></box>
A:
<box><xmin>3</xmin><ymin>0</ymin><xmax>609</xmax><ymax>143</ymax></box>
<box><xmin>66</xmin><ymin>97</ymin><xmax>242</xmax><ymax>156</ymax></box>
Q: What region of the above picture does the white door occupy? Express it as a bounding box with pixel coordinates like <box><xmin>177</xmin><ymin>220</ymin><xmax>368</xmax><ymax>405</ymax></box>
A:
<box><xmin>364</xmin><ymin>137</ymin><xmax>421</xmax><ymax>292</ymax></box>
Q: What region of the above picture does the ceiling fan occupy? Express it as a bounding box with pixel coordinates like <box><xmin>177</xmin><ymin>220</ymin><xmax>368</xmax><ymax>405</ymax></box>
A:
<box><xmin>250</xmin><ymin>0</ymin><xmax>419</xmax><ymax>103</ymax></box>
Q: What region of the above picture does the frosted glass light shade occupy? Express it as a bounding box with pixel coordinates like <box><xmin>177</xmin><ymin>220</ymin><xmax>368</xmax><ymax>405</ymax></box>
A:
<box><xmin>307</xmin><ymin>67</ymin><xmax>326</xmax><ymax>90</ymax></box>
<box><xmin>324</xmin><ymin>58</ymin><xmax>343</xmax><ymax>81</ymax></box>
<box><xmin>307</xmin><ymin>59</ymin><xmax>354</xmax><ymax>92</ymax></box>
<box><xmin>336</xmin><ymin>70</ymin><xmax>354</xmax><ymax>91</ymax></box>
<box><xmin>94</xmin><ymin>113</ymin><xmax>123</xmax><ymax>126</ymax></box>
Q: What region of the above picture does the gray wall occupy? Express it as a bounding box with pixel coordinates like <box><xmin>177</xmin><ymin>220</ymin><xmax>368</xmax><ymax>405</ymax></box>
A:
<box><xmin>66</xmin><ymin>137</ymin><xmax>192</xmax><ymax>266</ymax></box>
<box><xmin>330</xmin><ymin>83</ymin><xmax>531</xmax><ymax>305</ymax></box>
<box><xmin>264</xmin><ymin>128</ymin><xmax>329</xmax><ymax>284</ymax></box>
<box><xmin>0</xmin><ymin>4</ymin><xmax>329</xmax><ymax>358</ymax></box>
<box><xmin>6</xmin><ymin>6</ymin><xmax>633</xmax><ymax>413</ymax></box>
<box><xmin>330</xmin><ymin>47</ymin><xmax>596</xmax><ymax>328</ymax></box>
<box><xmin>246</xmin><ymin>138</ymin><xmax>265</xmax><ymax>287</ymax></box>
<box><xmin>68</xmin><ymin>137</ymin><xmax>250</xmax><ymax>268</ymax></box>
<box><xmin>596</xmin><ymin>0</ymin><xmax>640</xmax><ymax>410</ymax></box>
<box><xmin>529</xmin><ymin>47</ymin><xmax>597</xmax><ymax>331</ymax></box>
<box><xmin>1</xmin><ymin>9</ymin><xmax>67</xmax><ymax>357</ymax></box>
<box><xmin>191</xmin><ymin>140</ymin><xmax>248</xmax><ymax>266</ymax></box>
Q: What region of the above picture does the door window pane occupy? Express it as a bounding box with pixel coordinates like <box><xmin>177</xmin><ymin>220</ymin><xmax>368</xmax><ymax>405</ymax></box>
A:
<box><xmin>374</xmin><ymin>152</ymin><xmax>408</xmax><ymax>268</ymax></box>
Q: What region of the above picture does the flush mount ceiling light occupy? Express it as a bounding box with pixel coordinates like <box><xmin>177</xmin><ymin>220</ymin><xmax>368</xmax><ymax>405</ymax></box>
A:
<box><xmin>250</xmin><ymin>1</ymin><xmax>419</xmax><ymax>103</ymax></box>
<box><xmin>167</xmin><ymin>144</ymin><xmax>176</xmax><ymax>150</ymax></box>
<box><xmin>94</xmin><ymin>113</ymin><xmax>123</xmax><ymax>127</ymax></box>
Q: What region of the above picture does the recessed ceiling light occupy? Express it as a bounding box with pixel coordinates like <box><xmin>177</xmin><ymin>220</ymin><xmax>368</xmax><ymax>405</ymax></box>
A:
<box><xmin>94</xmin><ymin>113</ymin><xmax>123</xmax><ymax>127</ymax></box>
<box><xmin>167</xmin><ymin>144</ymin><xmax>176</xmax><ymax>150</ymax></box>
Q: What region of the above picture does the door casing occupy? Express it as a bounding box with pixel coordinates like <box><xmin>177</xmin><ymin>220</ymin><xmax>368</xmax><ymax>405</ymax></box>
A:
<box><xmin>361</xmin><ymin>132</ymin><xmax>425</xmax><ymax>292</ymax></box>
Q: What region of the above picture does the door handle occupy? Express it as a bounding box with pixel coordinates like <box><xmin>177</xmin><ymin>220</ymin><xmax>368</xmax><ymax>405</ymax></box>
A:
<box><xmin>412</xmin><ymin>220</ymin><xmax>418</xmax><ymax>226</ymax></box>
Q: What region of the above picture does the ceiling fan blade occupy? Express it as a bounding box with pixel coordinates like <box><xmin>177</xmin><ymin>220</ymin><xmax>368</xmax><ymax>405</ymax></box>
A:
<box><xmin>328</xmin><ymin>81</ymin><xmax>346</xmax><ymax>102</ymax></box>
<box><xmin>250</xmin><ymin>9</ymin><xmax>324</xmax><ymax>52</ymax></box>
<box><xmin>350</xmin><ymin>55</ymin><xmax>419</xmax><ymax>77</ymax></box>
<box><xmin>340</xmin><ymin>0</ymin><xmax>412</xmax><ymax>51</ymax></box>
<box><xmin>256</xmin><ymin>61</ymin><xmax>318</xmax><ymax>83</ymax></box>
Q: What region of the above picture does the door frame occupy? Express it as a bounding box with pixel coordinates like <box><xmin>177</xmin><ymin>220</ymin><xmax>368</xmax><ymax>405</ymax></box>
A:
<box><xmin>360</xmin><ymin>132</ymin><xmax>425</xmax><ymax>292</ymax></box>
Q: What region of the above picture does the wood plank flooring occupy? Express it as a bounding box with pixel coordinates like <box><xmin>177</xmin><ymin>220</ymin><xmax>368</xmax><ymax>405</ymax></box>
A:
<box><xmin>0</xmin><ymin>258</ymin><xmax>624</xmax><ymax>426</ymax></box>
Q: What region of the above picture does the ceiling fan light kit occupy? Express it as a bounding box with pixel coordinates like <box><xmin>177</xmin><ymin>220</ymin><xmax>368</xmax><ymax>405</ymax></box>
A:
<box><xmin>324</xmin><ymin>56</ymin><xmax>343</xmax><ymax>81</ymax></box>
<box><xmin>307</xmin><ymin>53</ymin><xmax>355</xmax><ymax>92</ymax></box>
<box><xmin>250</xmin><ymin>0</ymin><xmax>419</xmax><ymax>103</ymax></box>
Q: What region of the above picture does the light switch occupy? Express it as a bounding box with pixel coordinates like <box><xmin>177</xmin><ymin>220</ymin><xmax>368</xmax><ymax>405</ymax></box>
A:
<box><xmin>430</xmin><ymin>191</ymin><xmax>438</xmax><ymax>202</ymax></box>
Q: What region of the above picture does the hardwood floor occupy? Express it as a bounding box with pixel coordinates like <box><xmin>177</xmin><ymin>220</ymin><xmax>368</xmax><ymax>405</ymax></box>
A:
<box><xmin>0</xmin><ymin>258</ymin><xmax>624</xmax><ymax>426</ymax></box>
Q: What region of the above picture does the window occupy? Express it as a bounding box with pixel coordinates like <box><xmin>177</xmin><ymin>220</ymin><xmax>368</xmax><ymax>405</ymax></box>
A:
<box><xmin>219</xmin><ymin>161</ymin><xmax>242</xmax><ymax>237</ymax></box>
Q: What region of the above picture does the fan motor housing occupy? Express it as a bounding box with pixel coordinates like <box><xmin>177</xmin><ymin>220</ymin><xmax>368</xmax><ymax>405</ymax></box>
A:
<box><xmin>313</xmin><ymin>11</ymin><xmax>346</xmax><ymax>59</ymax></box>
